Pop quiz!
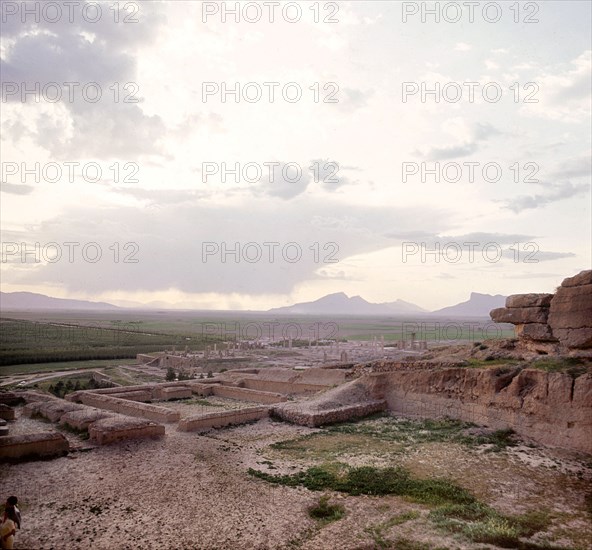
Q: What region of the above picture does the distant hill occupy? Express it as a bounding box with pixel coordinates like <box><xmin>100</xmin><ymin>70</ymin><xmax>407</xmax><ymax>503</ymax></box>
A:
<box><xmin>0</xmin><ymin>291</ymin><xmax>119</xmax><ymax>311</ymax></box>
<box><xmin>430</xmin><ymin>292</ymin><xmax>506</xmax><ymax>317</ymax></box>
<box><xmin>268</xmin><ymin>292</ymin><xmax>427</xmax><ymax>315</ymax></box>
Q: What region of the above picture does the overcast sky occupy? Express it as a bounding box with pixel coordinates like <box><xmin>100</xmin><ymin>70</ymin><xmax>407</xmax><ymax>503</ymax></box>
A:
<box><xmin>1</xmin><ymin>0</ymin><xmax>590</xmax><ymax>310</ymax></box>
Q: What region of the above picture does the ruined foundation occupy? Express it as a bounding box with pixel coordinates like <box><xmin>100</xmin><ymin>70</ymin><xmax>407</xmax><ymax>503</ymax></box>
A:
<box><xmin>0</xmin><ymin>433</ymin><xmax>69</xmax><ymax>462</ymax></box>
<box><xmin>178</xmin><ymin>406</ymin><xmax>270</xmax><ymax>432</ymax></box>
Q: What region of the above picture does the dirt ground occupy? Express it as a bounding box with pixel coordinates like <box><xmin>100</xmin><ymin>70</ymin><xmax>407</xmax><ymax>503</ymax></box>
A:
<box><xmin>1</xmin><ymin>407</ymin><xmax>590</xmax><ymax>550</ymax></box>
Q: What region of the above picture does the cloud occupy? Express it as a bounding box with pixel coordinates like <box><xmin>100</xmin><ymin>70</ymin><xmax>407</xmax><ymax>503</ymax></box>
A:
<box><xmin>1</xmin><ymin>182</ymin><xmax>34</xmax><ymax>195</ymax></box>
<box><xmin>2</xmin><ymin>198</ymin><xmax>452</xmax><ymax>295</ymax></box>
<box><xmin>549</xmin><ymin>155</ymin><xmax>592</xmax><ymax>180</ymax></box>
<box><xmin>454</xmin><ymin>43</ymin><xmax>472</xmax><ymax>52</ymax></box>
<box><xmin>309</xmin><ymin>159</ymin><xmax>359</xmax><ymax>191</ymax></box>
<box><xmin>415</xmin><ymin>121</ymin><xmax>501</xmax><ymax>161</ymax></box>
<box><xmin>501</xmin><ymin>272</ymin><xmax>560</xmax><ymax>279</ymax></box>
<box><xmin>334</xmin><ymin>87</ymin><xmax>374</xmax><ymax>113</ymax></box>
<box><xmin>436</xmin><ymin>273</ymin><xmax>457</xmax><ymax>279</ymax></box>
<box><xmin>384</xmin><ymin>231</ymin><xmax>536</xmax><ymax>246</ymax></box>
<box><xmin>0</xmin><ymin>1</ymin><xmax>169</xmax><ymax>159</ymax></box>
<box><xmin>255</xmin><ymin>162</ymin><xmax>313</xmax><ymax>199</ymax></box>
<box><xmin>502</xmin><ymin>182</ymin><xmax>589</xmax><ymax>213</ymax></box>
<box><xmin>520</xmin><ymin>50</ymin><xmax>591</xmax><ymax>122</ymax></box>
<box><xmin>109</xmin><ymin>187</ymin><xmax>209</xmax><ymax>206</ymax></box>
<box><xmin>500</xmin><ymin>250</ymin><xmax>576</xmax><ymax>262</ymax></box>
<box><xmin>418</xmin><ymin>142</ymin><xmax>479</xmax><ymax>161</ymax></box>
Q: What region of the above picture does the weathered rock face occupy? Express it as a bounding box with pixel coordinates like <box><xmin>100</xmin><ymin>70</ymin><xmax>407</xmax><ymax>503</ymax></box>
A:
<box><xmin>506</xmin><ymin>293</ymin><xmax>554</xmax><ymax>308</ymax></box>
<box><xmin>490</xmin><ymin>270</ymin><xmax>592</xmax><ymax>351</ymax></box>
<box><xmin>364</xmin><ymin>367</ymin><xmax>592</xmax><ymax>454</ymax></box>
<box><xmin>274</xmin><ymin>364</ymin><xmax>592</xmax><ymax>454</ymax></box>
<box><xmin>548</xmin><ymin>271</ymin><xmax>592</xmax><ymax>349</ymax></box>
<box><xmin>490</xmin><ymin>305</ymin><xmax>550</xmax><ymax>325</ymax></box>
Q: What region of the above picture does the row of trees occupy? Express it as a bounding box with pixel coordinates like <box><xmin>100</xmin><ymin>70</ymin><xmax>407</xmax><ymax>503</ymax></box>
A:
<box><xmin>48</xmin><ymin>377</ymin><xmax>114</xmax><ymax>398</ymax></box>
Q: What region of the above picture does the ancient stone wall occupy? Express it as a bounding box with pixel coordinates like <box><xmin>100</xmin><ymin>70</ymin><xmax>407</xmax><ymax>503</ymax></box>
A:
<box><xmin>212</xmin><ymin>385</ymin><xmax>288</xmax><ymax>404</ymax></box>
<box><xmin>109</xmin><ymin>390</ymin><xmax>153</xmax><ymax>402</ymax></box>
<box><xmin>271</xmin><ymin>400</ymin><xmax>387</xmax><ymax>428</ymax></box>
<box><xmin>0</xmin><ymin>433</ymin><xmax>69</xmax><ymax>461</ymax></box>
<box><xmin>88</xmin><ymin>417</ymin><xmax>165</xmax><ymax>445</ymax></box>
<box><xmin>15</xmin><ymin>393</ymin><xmax>167</xmax><ymax>446</ymax></box>
<box><xmin>23</xmin><ymin>400</ymin><xmax>86</xmax><ymax>423</ymax></box>
<box><xmin>60</xmin><ymin>409</ymin><xmax>113</xmax><ymax>431</ymax></box>
<box><xmin>68</xmin><ymin>382</ymin><xmax>194</xmax><ymax>404</ymax></box>
<box><xmin>242</xmin><ymin>379</ymin><xmax>329</xmax><ymax>394</ymax></box>
<box><xmin>188</xmin><ymin>382</ymin><xmax>215</xmax><ymax>396</ymax></box>
<box><xmin>78</xmin><ymin>393</ymin><xmax>180</xmax><ymax>423</ymax></box>
<box><xmin>136</xmin><ymin>353</ymin><xmax>160</xmax><ymax>364</ymax></box>
<box><xmin>0</xmin><ymin>404</ymin><xmax>16</xmax><ymax>420</ymax></box>
<box><xmin>153</xmin><ymin>386</ymin><xmax>193</xmax><ymax>401</ymax></box>
<box><xmin>178</xmin><ymin>406</ymin><xmax>269</xmax><ymax>432</ymax></box>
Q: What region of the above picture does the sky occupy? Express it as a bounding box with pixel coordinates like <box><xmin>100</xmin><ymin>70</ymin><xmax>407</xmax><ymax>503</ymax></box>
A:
<box><xmin>1</xmin><ymin>0</ymin><xmax>591</xmax><ymax>311</ymax></box>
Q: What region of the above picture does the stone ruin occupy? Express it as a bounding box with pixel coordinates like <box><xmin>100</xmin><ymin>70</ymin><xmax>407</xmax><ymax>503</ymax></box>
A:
<box><xmin>490</xmin><ymin>270</ymin><xmax>592</xmax><ymax>354</ymax></box>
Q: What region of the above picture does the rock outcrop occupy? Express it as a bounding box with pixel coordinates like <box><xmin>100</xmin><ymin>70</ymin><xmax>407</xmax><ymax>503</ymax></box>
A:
<box><xmin>548</xmin><ymin>270</ymin><xmax>592</xmax><ymax>349</ymax></box>
<box><xmin>491</xmin><ymin>270</ymin><xmax>592</xmax><ymax>352</ymax></box>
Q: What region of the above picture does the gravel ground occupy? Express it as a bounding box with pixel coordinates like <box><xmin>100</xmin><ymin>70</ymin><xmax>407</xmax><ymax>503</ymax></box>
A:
<box><xmin>2</xmin><ymin>407</ymin><xmax>590</xmax><ymax>549</ymax></box>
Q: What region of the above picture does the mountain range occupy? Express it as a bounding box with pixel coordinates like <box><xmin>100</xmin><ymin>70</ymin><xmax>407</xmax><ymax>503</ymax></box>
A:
<box><xmin>269</xmin><ymin>291</ymin><xmax>505</xmax><ymax>317</ymax></box>
<box><xmin>269</xmin><ymin>292</ymin><xmax>427</xmax><ymax>315</ymax></box>
<box><xmin>0</xmin><ymin>292</ymin><xmax>119</xmax><ymax>311</ymax></box>
<box><xmin>0</xmin><ymin>291</ymin><xmax>506</xmax><ymax>317</ymax></box>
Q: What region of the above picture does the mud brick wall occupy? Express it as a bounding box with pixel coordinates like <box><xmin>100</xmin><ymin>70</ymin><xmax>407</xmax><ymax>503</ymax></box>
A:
<box><xmin>88</xmin><ymin>417</ymin><xmax>165</xmax><ymax>445</ymax></box>
<box><xmin>178</xmin><ymin>406</ymin><xmax>269</xmax><ymax>432</ymax></box>
<box><xmin>212</xmin><ymin>385</ymin><xmax>288</xmax><ymax>404</ymax></box>
<box><xmin>0</xmin><ymin>433</ymin><xmax>69</xmax><ymax>461</ymax></box>
<box><xmin>242</xmin><ymin>379</ymin><xmax>329</xmax><ymax>394</ymax></box>
<box><xmin>271</xmin><ymin>400</ymin><xmax>387</xmax><ymax>428</ymax></box>
<box><xmin>78</xmin><ymin>393</ymin><xmax>180</xmax><ymax>423</ymax></box>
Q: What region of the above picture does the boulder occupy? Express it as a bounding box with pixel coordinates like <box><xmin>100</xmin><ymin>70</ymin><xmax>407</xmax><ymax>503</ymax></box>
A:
<box><xmin>490</xmin><ymin>271</ymin><xmax>592</xmax><ymax>350</ymax></box>
<box><xmin>561</xmin><ymin>270</ymin><xmax>592</xmax><ymax>287</ymax></box>
<box><xmin>517</xmin><ymin>323</ymin><xmax>556</xmax><ymax>342</ymax></box>
<box><xmin>506</xmin><ymin>293</ymin><xmax>553</xmax><ymax>308</ymax></box>
<box><xmin>490</xmin><ymin>306</ymin><xmax>549</xmax><ymax>324</ymax></box>
<box><xmin>548</xmin><ymin>283</ymin><xmax>592</xmax><ymax>348</ymax></box>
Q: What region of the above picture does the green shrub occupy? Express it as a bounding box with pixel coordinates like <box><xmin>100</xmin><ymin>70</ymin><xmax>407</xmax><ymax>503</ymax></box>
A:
<box><xmin>430</xmin><ymin>503</ymin><xmax>552</xmax><ymax>548</ymax></box>
<box><xmin>307</xmin><ymin>495</ymin><xmax>345</xmax><ymax>524</ymax></box>
<box><xmin>249</xmin><ymin>464</ymin><xmax>473</xmax><ymax>506</ymax></box>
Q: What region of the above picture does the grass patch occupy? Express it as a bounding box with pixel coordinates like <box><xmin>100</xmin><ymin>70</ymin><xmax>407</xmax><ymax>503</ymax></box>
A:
<box><xmin>184</xmin><ymin>398</ymin><xmax>225</xmax><ymax>407</ymax></box>
<box><xmin>529</xmin><ymin>357</ymin><xmax>590</xmax><ymax>377</ymax></box>
<box><xmin>390</xmin><ymin>539</ymin><xmax>449</xmax><ymax>550</ymax></box>
<box><xmin>459</xmin><ymin>428</ymin><xmax>519</xmax><ymax>452</ymax></box>
<box><xmin>365</xmin><ymin>511</ymin><xmax>421</xmax><ymax>549</ymax></box>
<box><xmin>251</xmin><ymin>463</ymin><xmax>560</xmax><ymax>549</ymax></box>
<box><xmin>466</xmin><ymin>358</ymin><xmax>522</xmax><ymax>368</ymax></box>
<box><xmin>248</xmin><ymin>464</ymin><xmax>474</xmax><ymax>506</ymax></box>
<box><xmin>307</xmin><ymin>495</ymin><xmax>345</xmax><ymax>525</ymax></box>
<box><xmin>270</xmin><ymin>416</ymin><xmax>520</xmax><ymax>458</ymax></box>
<box><xmin>430</xmin><ymin>504</ymin><xmax>558</xmax><ymax>549</ymax></box>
